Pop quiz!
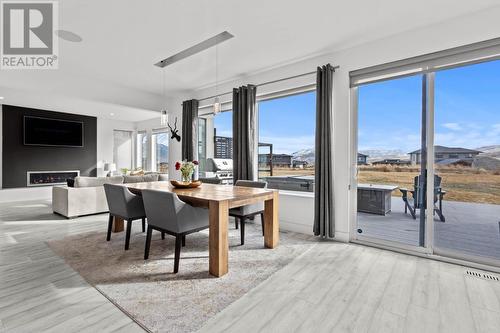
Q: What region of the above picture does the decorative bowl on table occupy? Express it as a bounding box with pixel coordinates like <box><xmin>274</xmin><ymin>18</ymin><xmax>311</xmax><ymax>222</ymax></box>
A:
<box><xmin>170</xmin><ymin>180</ymin><xmax>202</xmax><ymax>189</ymax></box>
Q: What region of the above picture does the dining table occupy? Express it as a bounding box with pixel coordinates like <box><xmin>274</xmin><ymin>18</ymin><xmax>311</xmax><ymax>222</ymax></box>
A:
<box><xmin>112</xmin><ymin>181</ymin><xmax>279</xmax><ymax>277</ymax></box>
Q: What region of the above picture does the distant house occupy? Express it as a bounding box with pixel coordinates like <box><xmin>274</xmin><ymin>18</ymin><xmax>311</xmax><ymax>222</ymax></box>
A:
<box><xmin>258</xmin><ymin>154</ymin><xmax>292</xmax><ymax>168</ymax></box>
<box><xmin>357</xmin><ymin>153</ymin><xmax>368</xmax><ymax>165</ymax></box>
<box><xmin>372</xmin><ymin>159</ymin><xmax>411</xmax><ymax>165</ymax></box>
<box><xmin>292</xmin><ymin>160</ymin><xmax>309</xmax><ymax>168</ymax></box>
<box><xmin>409</xmin><ymin>145</ymin><xmax>481</xmax><ymax>165</ymax></box>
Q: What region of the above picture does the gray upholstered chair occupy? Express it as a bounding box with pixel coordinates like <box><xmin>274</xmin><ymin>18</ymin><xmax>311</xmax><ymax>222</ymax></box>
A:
<box><xmin>141</xmin><ymin>189</ymin><xmax>209</xmax><ymax>273</ymax></box>
<box><xmin>230</xmin><ymin>180</ymin><xmax>267</xmax><ymax>245</ymax></box>
<box><xmin>103</xmin><ymin>184</ymin><xmax>146</xmax><ymax>250</ymax></box>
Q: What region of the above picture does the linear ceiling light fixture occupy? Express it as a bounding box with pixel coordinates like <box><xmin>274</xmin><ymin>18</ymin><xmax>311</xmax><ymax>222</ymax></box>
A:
<box><xmin>154</xmin><ymin>31</ymin><xmax>234</xmax><ymax>68</ymax></box>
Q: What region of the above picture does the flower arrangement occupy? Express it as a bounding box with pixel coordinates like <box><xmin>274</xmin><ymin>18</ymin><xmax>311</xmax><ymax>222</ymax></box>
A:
<box><xmin>175</xmin><ymin>160</ymin><xmax>199</xmax><ymax>183</ymax></box>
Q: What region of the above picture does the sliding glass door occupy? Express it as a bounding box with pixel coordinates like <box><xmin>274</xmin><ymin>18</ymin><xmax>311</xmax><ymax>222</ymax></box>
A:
<box><xmin>433</xmin><ymin>60</ymin><xmax>500</xmax><ymax>264</ymax></box>
<box><xmin>353</xmin><ymin>56</ymin><xmax>500</xmax><ymax>267</ymax></box>
<box><xmin>355</xmin><ymin>74</ymin><xmax>429</xmax><ymax>250</ymax></box>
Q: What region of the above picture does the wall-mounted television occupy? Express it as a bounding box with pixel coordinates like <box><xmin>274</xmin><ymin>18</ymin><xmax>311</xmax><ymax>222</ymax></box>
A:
<box><xmin>24</xmin><ymin>116</ymin><xmax>84</xmax><ymax>147</ymax></box>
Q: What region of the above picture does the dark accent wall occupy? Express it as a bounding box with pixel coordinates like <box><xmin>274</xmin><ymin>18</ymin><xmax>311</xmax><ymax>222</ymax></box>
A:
<box><xmin>2</xmin><ymin>105</ymin><xmax>97</xmax><ymax>188</ymax></box>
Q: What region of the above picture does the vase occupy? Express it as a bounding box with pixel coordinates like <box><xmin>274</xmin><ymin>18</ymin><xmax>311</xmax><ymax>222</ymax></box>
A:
<box><xmin>181</xmin><ymin>172</ymin><xmax>193</xmax><ymax>183</ymax></box>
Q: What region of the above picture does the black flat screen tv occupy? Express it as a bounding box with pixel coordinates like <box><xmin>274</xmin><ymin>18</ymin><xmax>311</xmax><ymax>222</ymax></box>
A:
<box><xmin>24</xmin><ymin>116</ymin><xmax>84</xmax><ymax>147</ymax></box>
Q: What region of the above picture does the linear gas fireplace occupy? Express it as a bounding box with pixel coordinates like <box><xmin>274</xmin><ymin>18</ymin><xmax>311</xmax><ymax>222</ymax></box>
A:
<box><xmin>27</xmin><ymin>170</ymin><xmax>80</xmax><ymax>187</ymax></box>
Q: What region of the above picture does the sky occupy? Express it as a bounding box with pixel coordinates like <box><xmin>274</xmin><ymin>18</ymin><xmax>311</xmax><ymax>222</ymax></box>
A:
<box><xmin>358</xmin><ymin>59</ymin><xmax>500</xmax><ymax>153</ymax></box>
<box><xmin>214</xmin><ymin>91</ymin><xmax>316</xmax><ymax>155</ymax></box>
<box><xmin>214</xmin><ymin>60</ymin><xmax>500</xmax><ymax>156</ymax></box>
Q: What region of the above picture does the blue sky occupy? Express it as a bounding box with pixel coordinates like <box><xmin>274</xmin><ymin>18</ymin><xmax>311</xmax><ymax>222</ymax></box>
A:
<box><xmin>359</xmin><ymin>60</ymin><xmax>500</xmax><ymax>152</ymax></box>
<box><xmin>215</xmin><ymin>60</ymin><xmax>500</xmax><ymax>156</ymax></box>
<box><xmin>214</xmin><ymin>91</ymin><xmax>316</xmax><ymax>155</ymax></box>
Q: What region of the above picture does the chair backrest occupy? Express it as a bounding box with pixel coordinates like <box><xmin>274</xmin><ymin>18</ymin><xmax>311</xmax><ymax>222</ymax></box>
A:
<box><xmin>235</xmin><ymin>180</ymin><xmax>267</xmax><ymax>189</ymax></box>
<box><xmin>413</xmin><ymin>174</ymin><xmax>443</xmax><ymax>207</ymax></box>
<box><xmin>103</xmin><ymin>183</ymin><xmax>144</xmax><ymax>218</ymax></box>
<box><xmin>141</xmin><ymin>189</ymin><xmax>183</xmax><ymax>233</ymax></box>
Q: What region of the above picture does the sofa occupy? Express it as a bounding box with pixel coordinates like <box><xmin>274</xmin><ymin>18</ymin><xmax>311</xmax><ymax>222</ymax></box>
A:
<box><xmin>52</xmin><ymin>174</ymin><xmax>168</xmax><ymax>218</ymax></box>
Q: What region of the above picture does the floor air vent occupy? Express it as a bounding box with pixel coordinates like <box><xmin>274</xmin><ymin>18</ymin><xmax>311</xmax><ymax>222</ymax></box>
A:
<box><xmin>466</xmin><ymin>270</ymin><xmax>500</xmax><ymax>282</ymax></box>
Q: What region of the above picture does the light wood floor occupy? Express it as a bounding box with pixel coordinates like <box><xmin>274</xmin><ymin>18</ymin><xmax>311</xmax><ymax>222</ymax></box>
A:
<box><xmin>0</xmin><ymin>200</ymin><xmax>144</xmax><ymax>332</ymax></box>
<box><xmin>200</xmin><ymin>242</ymin><xmax>500</xmax><ymax>333</ymax></box>
<box><xmin>2</xmin><ymin>200</ymin><xmax>500</xmax><ymax>332</ymax></box>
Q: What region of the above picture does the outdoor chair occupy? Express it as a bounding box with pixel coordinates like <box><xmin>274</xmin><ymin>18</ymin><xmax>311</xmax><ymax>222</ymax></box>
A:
<box><xmin>400</xmin><ymin>174</ymin><xmax>446</xmax><ymax>222</ymax></box>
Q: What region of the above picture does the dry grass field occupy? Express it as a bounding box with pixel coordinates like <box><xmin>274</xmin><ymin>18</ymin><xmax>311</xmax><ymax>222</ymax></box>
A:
<box><xmin>359</xmin><ymin>165</ymin><xmax>500</xmax><ymax>205</ymax></box>
<box><xmin>260</xmin><ymin>165</ymin><xmax>500</xmax><ymax>205</ymax></box>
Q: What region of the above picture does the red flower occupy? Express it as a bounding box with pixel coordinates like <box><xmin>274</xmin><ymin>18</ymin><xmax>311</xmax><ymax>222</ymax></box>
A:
<box><xmin>175</xmin><ymin>162</ymin><xmax>181</xmax><ymax>170</ymax></box>
<box><xmin>193</xmin><ymin>160</ymin><xmax>199</xmax><ymax>165</ymax></box>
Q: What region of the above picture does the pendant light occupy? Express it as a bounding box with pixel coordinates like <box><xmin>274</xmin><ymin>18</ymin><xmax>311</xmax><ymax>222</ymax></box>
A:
<box><xmin>213</xmin><ymin>37</ymin><xmax>221</xmax><ymax>115</ymax></box>
<box><xmin>160</xmin><ymin>69</ymin><xmax>168</xmax><ymax>126</ymax></box>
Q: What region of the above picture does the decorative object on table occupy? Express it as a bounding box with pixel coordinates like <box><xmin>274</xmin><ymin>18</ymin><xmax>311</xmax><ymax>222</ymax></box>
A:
<box><xmin>168</xmin><ymin>117</ymin><xmax>181</xmax><ymax>142</ymax></box>
<box><xmin>175</xmin><ymin>160</ymin><xmax>199</xmax><ymax>183</ymax></box>
<box><xmin>120</xmin><ymin>168</ymin><xmax>129</xmax><ymax>175</ymax></box>
<box><xmin>170</xmin><ymin>180</ymin><xmax>202</xmax><ymax>188</ymax></box>
<box><xmin>103</xmin><ymin>163</ymin><xmax>116</xmax><ymax>177</ymax></box>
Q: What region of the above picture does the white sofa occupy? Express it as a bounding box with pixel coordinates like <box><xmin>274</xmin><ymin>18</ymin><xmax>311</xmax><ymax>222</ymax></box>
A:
<box><xmin>52</xmin><ymin>174</ymin><xmax>168</xmax><ymax>218</ymax></box>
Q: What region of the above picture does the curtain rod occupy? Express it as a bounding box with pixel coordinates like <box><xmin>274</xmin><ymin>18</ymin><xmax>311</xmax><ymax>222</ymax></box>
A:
<box><xmin>195</xmin><ymin>65</ymin><xmax>339</xmax><ymax>103</ymax></box>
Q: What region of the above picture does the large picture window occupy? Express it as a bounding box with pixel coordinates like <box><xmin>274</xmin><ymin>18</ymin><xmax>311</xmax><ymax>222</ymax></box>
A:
<box><xmin>257</xmin><ymin>91</ymin><xmax>316</xmax><ymax>192</ymax></box>
<box><xmin>136</xmin><ymin>131</ymin><xmax>148</xmax><ymax>169</ymax></box>
<box><xmin>151</xmin><ymin>130</ymin><xmax>168</xmax><ymax>173</ymax></box>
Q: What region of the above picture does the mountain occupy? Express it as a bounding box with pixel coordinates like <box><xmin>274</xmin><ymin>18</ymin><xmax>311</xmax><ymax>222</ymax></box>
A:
<box><xmin>292</xmin><ymin>148</ymin><xmax>315</xmax><ymax>165</ymax></box>
<box><xmin>291</xmin><ymin>148</ymin><xmax>411</xmax><ymax>165</ymax></box>
<box><xmin>359</xmin><ymin>149</ymin><xmax>409</xmax><ymax>162</ymax></box>
<box><xmin>476</xmin><ymin>145</ymin><xmax>500</xmax><ymax>158</ymax></box>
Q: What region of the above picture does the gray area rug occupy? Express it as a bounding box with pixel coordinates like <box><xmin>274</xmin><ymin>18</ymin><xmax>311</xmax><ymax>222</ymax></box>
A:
<box><xmin>48</xmin><ymin>221</ymin><xmax>316</xmax><ymax>333</ymax></box>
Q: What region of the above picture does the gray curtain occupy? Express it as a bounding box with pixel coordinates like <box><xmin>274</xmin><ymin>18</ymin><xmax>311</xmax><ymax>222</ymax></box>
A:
<box><xmin>314</xmin><ymin>64</ymin><xmax>335</xmax><ymax>238</ymax></box>
<box><xmin>181</xmin><ymin>99</ymin><xmax>199</xmax><ymax>161</ymax></box>
<box><xmin>232</xmin><ymin>85</ymin><xmax>257</xmax><ymax>182</ymax></box>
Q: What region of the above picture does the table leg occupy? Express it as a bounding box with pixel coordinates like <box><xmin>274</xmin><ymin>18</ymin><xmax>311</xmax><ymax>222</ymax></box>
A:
<box><xmin>112</xmin><ymin>216</ymin><xmax>124</xmax><ymax>233</ymax></box>
<box><xmin>264</xmin><ymin>191</ymin><xmax>279</xmax><ymax>248</ymax></box>
<box><xmin>209</xmin><ymin>200</ymin><xmax>229</xmax><ymax>277</ymax></box>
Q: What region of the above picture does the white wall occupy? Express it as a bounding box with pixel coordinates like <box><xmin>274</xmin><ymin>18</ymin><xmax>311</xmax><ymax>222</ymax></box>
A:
<box><xmin>171</xmin><ymin>7</ymin><xmax>500</xmax><ymax>241</ymax></box>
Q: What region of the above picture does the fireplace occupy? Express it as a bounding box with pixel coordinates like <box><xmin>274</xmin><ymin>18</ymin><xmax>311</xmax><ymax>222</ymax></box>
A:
<box><xmin>27</xmin><ymin>170</ymin><xmax>80</xmax><ymax>187</ymax></box>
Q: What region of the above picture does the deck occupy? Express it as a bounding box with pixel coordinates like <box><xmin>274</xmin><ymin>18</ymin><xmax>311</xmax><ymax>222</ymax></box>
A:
<box><xmin>357</xmin><ymin>198</ymin><xmax>500</xmax><ymax>261</ymax></box>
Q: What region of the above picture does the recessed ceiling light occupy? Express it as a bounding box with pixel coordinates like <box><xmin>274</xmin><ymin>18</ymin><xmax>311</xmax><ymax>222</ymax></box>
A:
<box><xmin>0</xmin><ymin>97</ymin><xmax>4</xmax><ymax>100</ymax></box>
<box><xmin>110</xmin><ymin>113</ymin><xmax>115</xmax><ymax>116</ymax></box>
<box><xmin>55</xmin><ymin>30</ymin><xmax>83</xmax><ymax>43</ymax></box>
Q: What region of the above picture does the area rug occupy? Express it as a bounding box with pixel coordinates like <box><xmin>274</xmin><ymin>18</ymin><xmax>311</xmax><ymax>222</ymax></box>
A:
<box><xmin>47</xmin><ymin>222</ymin><xmax>317</xmax><ymax>333</ymax></box>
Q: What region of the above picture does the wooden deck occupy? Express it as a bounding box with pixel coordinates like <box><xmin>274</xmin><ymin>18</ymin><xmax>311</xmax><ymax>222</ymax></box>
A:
<box><xmin>358</xmin><ymin>198</ymin><xmax>500</xmax><ymax>261</ymax></box>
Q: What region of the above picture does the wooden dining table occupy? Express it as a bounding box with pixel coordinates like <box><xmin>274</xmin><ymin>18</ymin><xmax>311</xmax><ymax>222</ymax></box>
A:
<box><xmin>112</xmin><ymin>181</ymin><xmax>279</xmax><ymax>277</ymax></box>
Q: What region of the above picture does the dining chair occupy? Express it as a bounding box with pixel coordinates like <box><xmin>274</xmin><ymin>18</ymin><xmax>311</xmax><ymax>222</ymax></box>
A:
<box><xmin>141</xmin><ymin>189</ymin><xmax>209</xmax><ymax>273</ymax></box>
<box><xmin>103</xmin><ymin>184</ymin><xmax>146</xmax><ymax>250</ymax></box>
<box><xmin>230</xmin><ymin>180</ymin><xmax>267</xmax><ymax>245</ymax></box>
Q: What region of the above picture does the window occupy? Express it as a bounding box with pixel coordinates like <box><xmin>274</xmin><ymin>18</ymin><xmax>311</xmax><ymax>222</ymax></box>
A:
<box><xmin>197</xmin><ymin>110</ymin><xmax>233</xmax><ymax>183</ymax></box>
<box><xmin>214</xmin><ymin>111</ymin><xmax>233</xmax><ymax>159</ymax></box>
<box><xmin>151</xmin><ymin>130</ymin><xmax>168</xmax><ymax>173</ymax></box>
<box><xmin>257</xmin><ymin>91</ymin><xmax>316</xmax><ymax>192</ymax></box>
<box><xmin>113</xmin><ymin>130</ymin><xmax>132</xmax><ymax>172</ymax></box>
<box><xmin>198</xmin><ymin>118</ymin><xmax>207</xmax><ymax>171</ymax></box>
<box><xmin>136</xmin><ymin>131</ymin><xmax>148</xmax><ymax>169</ymax></box>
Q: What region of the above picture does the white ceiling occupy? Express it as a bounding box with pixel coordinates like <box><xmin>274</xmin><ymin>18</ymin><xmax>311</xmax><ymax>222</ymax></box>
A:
<box><xmin>1</xmin><ymin>0</ymin><xmax>499</xmax><ymax>120</ymax></box>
